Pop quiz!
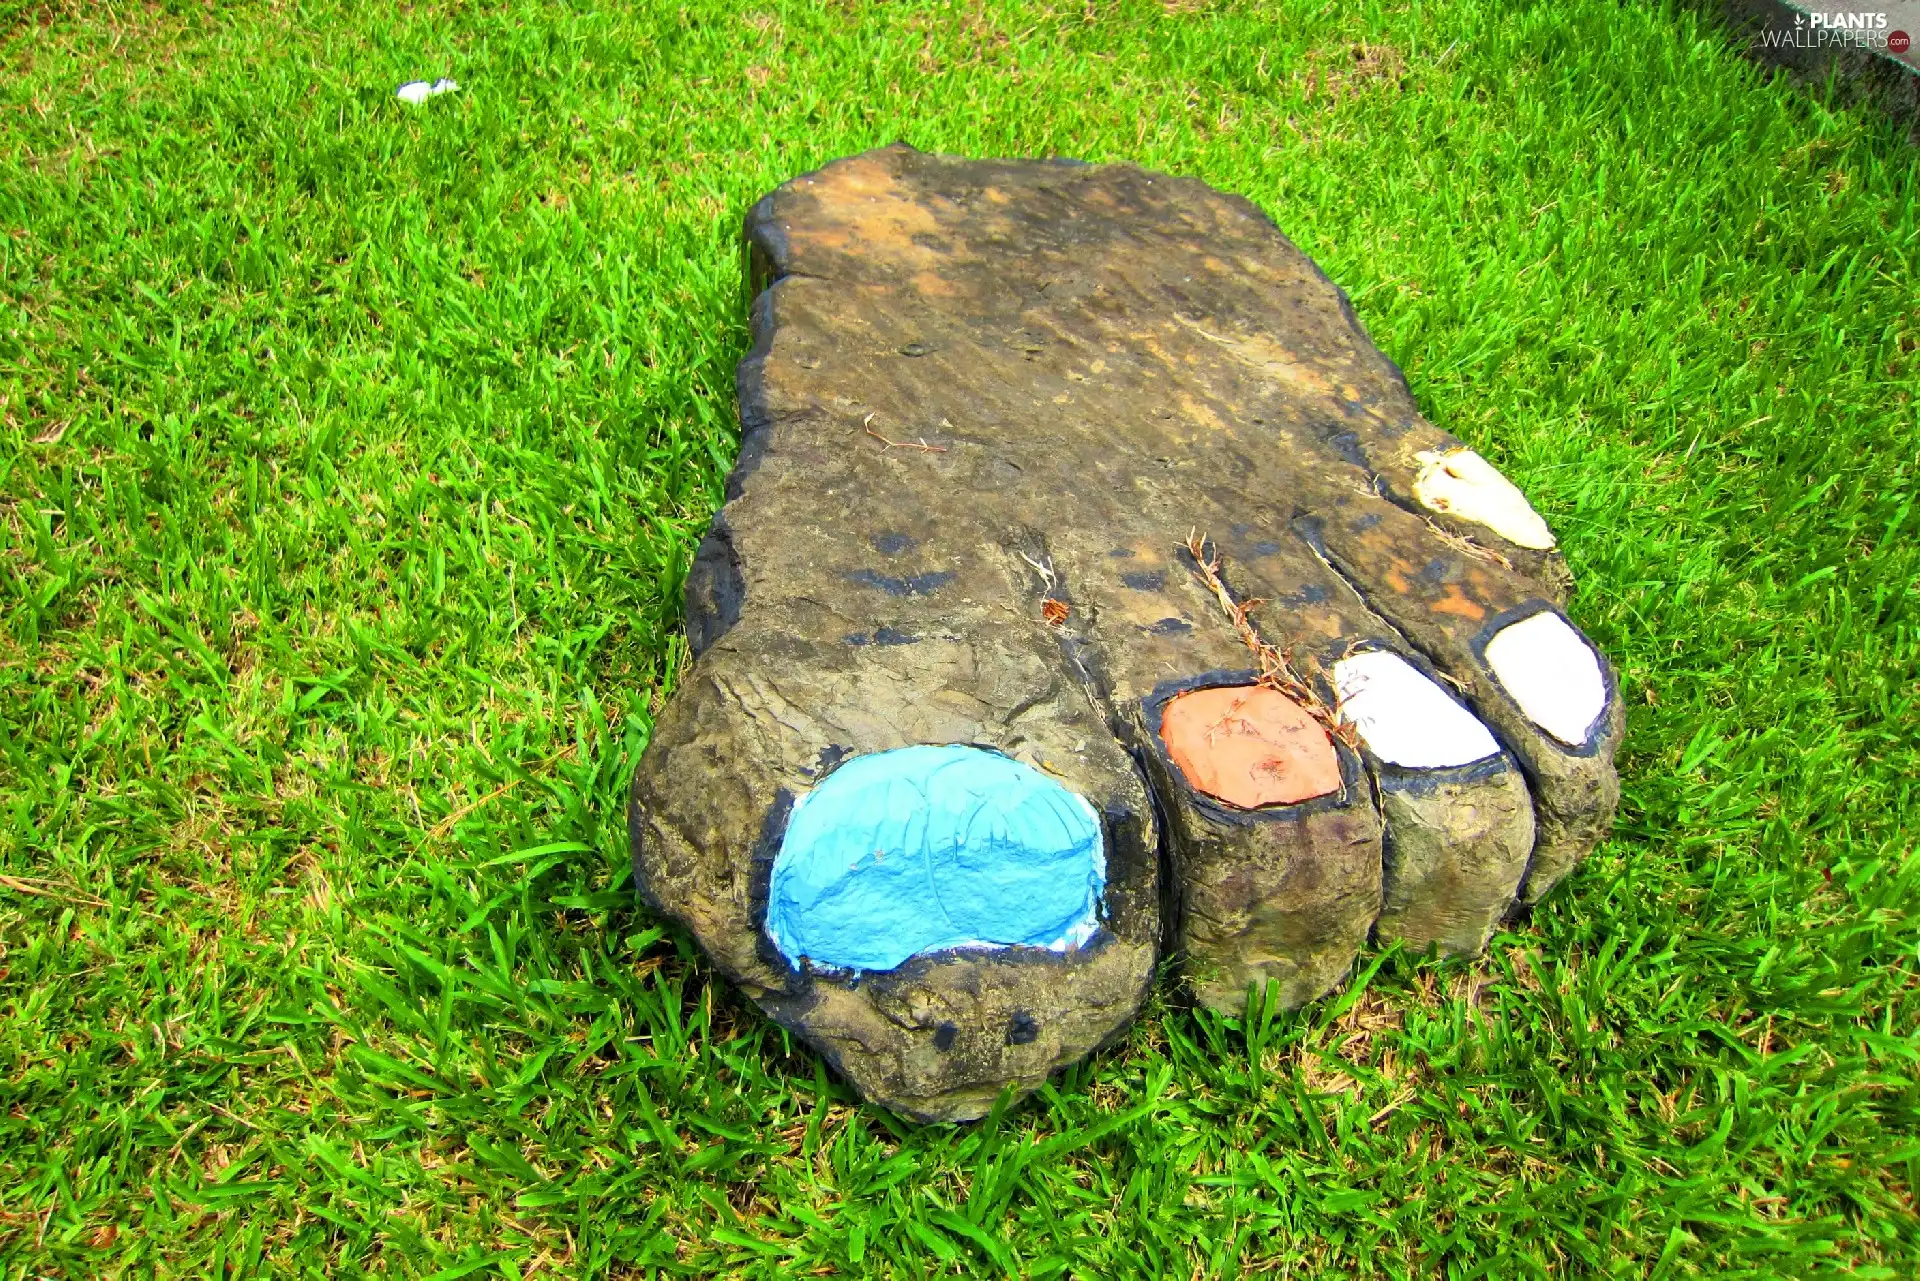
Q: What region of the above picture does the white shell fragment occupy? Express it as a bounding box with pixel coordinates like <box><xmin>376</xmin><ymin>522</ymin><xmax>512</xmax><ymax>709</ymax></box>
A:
<box><xmin>1484</xmin><ymin>611</ymin><xmax>1608</xmax><ymax>746</ymax></box>
<box><xmin>396</xmin><ymin>78</ymin><xmax>460</xmax><ymax>105</ymax></box>
<box><xmin>1334</xmin><ymin>650</ymin><xmax>1501</xmax><ymax>769</ymax></box>
<box><xmin>1412</xmin><ymin>448</ymin><xmax>1556</xmax><ymax>550</ymax></box>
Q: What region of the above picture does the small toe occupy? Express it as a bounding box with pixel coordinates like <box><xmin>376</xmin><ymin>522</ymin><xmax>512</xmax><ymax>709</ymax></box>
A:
<box><xmin>1332</xmin><ymin>649</ymin><xmax>1534</xmax><ymax>954</ymax></box>
<box><xmin>1143</xmin><ymin>678</ymin><xmax>1382</xmax><ymax>1013</ymax></box>
<box><xmin>1299</xmin><ymin>495</ymin><xmax>1622</xmax><ymax>903</ymax></box>
<box><xmin>1032</xmin><ymin>524</ymin><xmax>1385</xmax><ymax>1015</ymax></box>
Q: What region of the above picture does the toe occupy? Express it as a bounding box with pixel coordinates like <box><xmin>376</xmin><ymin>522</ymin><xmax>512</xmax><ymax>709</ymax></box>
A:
<box><xmin>748</xmin><ymin>741</ymin><xmax>1142</xmax><ymax>1121</ymax></box>
<box><xmin>1143</xmin><ymin>680</ymin><xmax>1381</xmax><ymax>1013</ymax></box>
<box><xmin>1179</xmin><ymin>524</ymin><xmax>1541</xmax><ymax>954</ymax></box>
<box><xmin>1036</xmin><ymin>522</ymin><xmax>1384</xmax><ymax>1015</ymax></box>
<box><xmin>1296</xmin><ymin>493</ymin><xmax>1622</xmax><ymax>903</ymax></box>
<box><xmin>1331</xmin><ymin>649</ymin><xmax>1535</xmax><ymax>952</ymax></box>
<box><xmin>632</xmin><ymin>615</ymin><xmax>1162</xmax><ymax>1121</ymax></box>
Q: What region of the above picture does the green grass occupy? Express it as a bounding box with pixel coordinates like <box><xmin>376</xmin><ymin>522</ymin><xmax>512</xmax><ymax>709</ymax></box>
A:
<box><xmin>1</xmin><ymin>0</ymin><xmax>1916</xmax><ymax>1275</ymax></box>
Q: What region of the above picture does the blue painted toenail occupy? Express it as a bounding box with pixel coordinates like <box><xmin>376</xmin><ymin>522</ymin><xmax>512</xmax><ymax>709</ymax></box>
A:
<box><xmin>765</xmin><ymin>745</ymin><xmax>1106</xmax><ymax>972</ymax></box>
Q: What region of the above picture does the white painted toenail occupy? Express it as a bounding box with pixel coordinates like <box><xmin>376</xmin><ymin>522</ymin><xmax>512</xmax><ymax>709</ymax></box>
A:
<box><xmin>1333</xmin><ymin>650</ymin><xmax>1500</xmax><ymax>769</ymax></box>
<box><xmin>1484</xmin><ymin>611</ymin><xmax>1608</xmax><ymax>746</ymax></box>
<box><xmin>1412</xmin><ymin>448</ymin><xmax>1556</xmax><ymax>550</ymax></box>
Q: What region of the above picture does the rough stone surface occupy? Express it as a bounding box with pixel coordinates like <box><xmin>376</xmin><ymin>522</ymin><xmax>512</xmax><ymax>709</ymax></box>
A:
<box><xmin>629</xmin><ymin>145</ymin><xmax>1623</xmax><ymax>1120</ymax></box>
<box><xmin>1373</xmin><ymin>761</ymin><xmax>1536</xmax><ymax>955</ymax></box>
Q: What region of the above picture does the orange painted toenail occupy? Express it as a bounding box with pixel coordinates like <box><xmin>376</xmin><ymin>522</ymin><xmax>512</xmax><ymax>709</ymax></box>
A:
<box><xmin>1159</xmin><ymin>685</ymin><xmax>1341</xmax><ymax>808</ymax></box>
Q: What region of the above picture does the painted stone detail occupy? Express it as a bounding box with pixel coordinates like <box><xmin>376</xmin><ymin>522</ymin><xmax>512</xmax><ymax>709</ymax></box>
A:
<box><xmin>766</xmin><ymin>745</ymin><xmax>1105</xmax><ymax>973</ymax></box>
<box><xmin>1158</xmin><ymin>685</ymin><xmax>1340</xmax><ymax>808</ymax></box>
<box><xmin>1484</xmin><ymin>611</ymin><xmax>1609</xmax><ymax>747</ymax></box>
<box><xmin>1412</xmin><ymin>448</ymin><xmax>1557</xmax><ymax>550</ymax></box>
<box><xmin>1332</xmin><ymin>650</ymin><xmax>1500</xmax><ymax>769</ymax></box>
<box><xmin>627</xmin><ymin>145</ymin><xmax>1623</xmax><ymax>1122</ymax></box>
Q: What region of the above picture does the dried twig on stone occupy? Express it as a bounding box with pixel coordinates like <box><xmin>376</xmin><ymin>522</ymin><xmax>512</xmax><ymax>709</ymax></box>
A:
<box><xmin>1423</xmin><ymin>518</ymin><xmax>1514</xmax><ymax>571</ymax></box>
<box><xmin>863</xmin><ymin>413</ymin><xmax>947</xmax><ymax>452</ymax></box>
<box><xmin>1184</xmin><ymin>529</ymin><xmax>1358</xmax><ymax>750</ymax></box>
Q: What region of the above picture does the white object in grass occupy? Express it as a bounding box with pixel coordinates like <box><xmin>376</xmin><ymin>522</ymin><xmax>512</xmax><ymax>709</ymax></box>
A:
<box><xmin>1484</xmin><ymin>611</ymin><xmax>1607</xmax><ymax>746</ymax></box>
<box><xmin>1412</xmin><ymin>448</ymin><xmax>1556</xmax><ymax>550</ymax></box>
<box><xmin>1333</xmin><ymin>650</ymin><xmax>1500</xmax><ymax>769</ymax></box>
<box><xmin>396</xmin><ymin>79</ymin><xmax>460</xmax><ymax>105</ymax></box>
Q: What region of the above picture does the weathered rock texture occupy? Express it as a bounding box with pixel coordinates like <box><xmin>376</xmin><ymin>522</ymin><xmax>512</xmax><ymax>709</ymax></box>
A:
<box><xmin>629</xmin><ymin>145</ymin><xmax>1622</xmax><ymax>1120</ymax></box>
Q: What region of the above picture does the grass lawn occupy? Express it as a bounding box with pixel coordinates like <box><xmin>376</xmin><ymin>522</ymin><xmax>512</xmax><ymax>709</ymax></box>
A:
<box><xmin>2</xmin><ymin>0</ymin><xmax>1918</xmax><ymax>1275</ymax></box>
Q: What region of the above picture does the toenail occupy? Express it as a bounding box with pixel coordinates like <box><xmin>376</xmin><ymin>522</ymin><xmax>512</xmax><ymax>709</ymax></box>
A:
<box><xmin>1412</xmin><ymin>448</ymin><xmax>1556</xmax><ymax>550</ymax></box>
<box><xmin>1483</xmin><ymin>611</ymin><xmax>1609</xmax><ymax>746</ymax></box>
<box><xmin>1158</xmin><ymin>684</ymin><xmax>1341</xmax><ymax>808</ymax></box>
<box><xmin>1332</xmin><ymin>650</ymin><xmax>1501</xmax><ymax>768</ymax></box>
<box><xmin>765</xmin><ymin>745</ymin><xmax>1106</xmax><ymax>972</ymax></box>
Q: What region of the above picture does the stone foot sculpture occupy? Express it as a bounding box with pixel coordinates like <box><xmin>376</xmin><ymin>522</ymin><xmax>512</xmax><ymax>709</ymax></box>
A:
<box><xmin>628</xmin><ymin>146</ymin><xmax>1622</xmax><ymax>1122</ymax></box>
